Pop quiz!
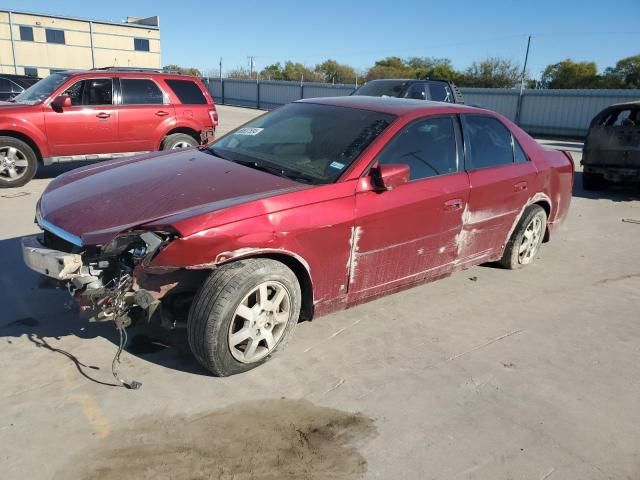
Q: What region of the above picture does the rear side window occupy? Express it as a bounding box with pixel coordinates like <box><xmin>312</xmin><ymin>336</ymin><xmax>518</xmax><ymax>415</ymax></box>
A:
<box><xmin>462</xmin><ymin>115</ymin><xmax>514</xmax><ymax>169</ymax></box>
<box><xmin>377</xmin><ymin>116</ymin><xmax>458</xmax><ymax>180</ymax></box>
<box><xmin>120</xmin><ymin>79</ymin><xmax>164</xmax><ymax>105</ymax></box>
<box><xmin>601</xmin><ymin>108</ymin><xmax>638</xmax><ymax>127</ymax></box>
<box><xmin>165</xmin><ymin>79</ymin><xmax>207</xmax><ymax>104</ymax></box>
<box><xmin>429</xmin><ymin>82</ymin><xmax>452</xmax><ymax>102</ymax></box>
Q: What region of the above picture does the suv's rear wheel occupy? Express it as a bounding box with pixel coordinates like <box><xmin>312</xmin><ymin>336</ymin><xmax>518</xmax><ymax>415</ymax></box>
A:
<box><xmin>582</xmin><ymin>171</ymin><xmax>607</xmax><ymax>191</ymax></box>
<box><xmin>188</xmin><ymin>259</ymin><xmax>301</xmax><ymax>376</ymax></box>
<box><xmin>498</xmin><ymin>205</ymin><xmax>547</xmax><ymax>269</ymax></box>
<box><xmin>161</xmin><ymin>133</ymin><xmax>198</xmax><ymax>150</ymax></box>
<box><xmin>0</xmin><ymin>137</ymin><xmax>38</xmax><ymax>188</ymax></box>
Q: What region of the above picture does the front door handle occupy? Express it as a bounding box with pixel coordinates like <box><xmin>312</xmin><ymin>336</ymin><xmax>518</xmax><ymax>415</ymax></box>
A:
<box><xmin>155</xmin><ymin>111</ymin><xmax>170</xmax><ymax>117</ymax></box>
<box><xmin>96</xmin><ymin>112</ymin><xmax>111</xmax><ymax>119</ymax></box>
<box><xmin>444</xmin><ymin>198</ymin><xmax>464</xmax><ymax>211</ymax></box>
<box><xmin>513</xmin><ymin>181</ymin><xmax>528</xmax><ymax>192</ymax></box>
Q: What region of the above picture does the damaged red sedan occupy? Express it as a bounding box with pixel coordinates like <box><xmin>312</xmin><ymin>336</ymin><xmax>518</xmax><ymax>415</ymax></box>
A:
<box><xmin>22</xmin><ymin>97</ymin><xmax>574</xmax><ymax>376</ymax></box>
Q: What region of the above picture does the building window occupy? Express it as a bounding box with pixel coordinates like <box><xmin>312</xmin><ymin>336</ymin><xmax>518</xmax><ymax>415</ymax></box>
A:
<box><xmin>45</xmin><ymin>28</ymin><xmax>65</xmax><ymax>45</ymax></box>
<box><xmin>24</xmin><ymin>67</ymin><xmax>38</xmax><ymax>77</ymax></box>
<box><xmin>19</xmin><ymin>26</ymin><xmax>34</xmax><ymax>42</ymax></box>
<box><xmin>134</xmin><ymin>38</ymin><xmax>150</xmax><ymax>52</ymax></box>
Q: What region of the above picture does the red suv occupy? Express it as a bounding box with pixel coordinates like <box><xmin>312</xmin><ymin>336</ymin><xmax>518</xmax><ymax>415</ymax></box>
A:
<box><xmin>0</xmin><ymin>68</ymin><xmax>218</xmax><ymax>188</ymax></box>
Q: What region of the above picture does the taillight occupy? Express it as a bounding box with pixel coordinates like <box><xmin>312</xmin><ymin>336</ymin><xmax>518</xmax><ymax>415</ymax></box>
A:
<box><xmin>209</xmin><ymin>109</ymin><xmax>218</xmax><ymax>126</ymax></box>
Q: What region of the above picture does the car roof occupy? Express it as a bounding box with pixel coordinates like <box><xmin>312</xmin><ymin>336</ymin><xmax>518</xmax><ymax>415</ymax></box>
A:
<box><xmin>609</xmin><ymin>100</ymin><xmax>640</xmax><ymax>108</ymax></box>
<box><xmin>297</xmin><ymin>95</ymin><xmax>483</xmax><ymax>116</ymax></box>
<box><xmin>59</xmin><ymin>69</ymin><xmax>199</xmax><ymax>80</ymax></box>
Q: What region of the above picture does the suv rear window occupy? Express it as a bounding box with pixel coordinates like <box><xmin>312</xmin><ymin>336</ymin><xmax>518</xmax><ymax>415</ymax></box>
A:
<box><xmin>165</xmin><ymin>79</ymin><xmax>207</xmax><ymax>105</ymax></box>
<box><xmin>600</xmin><ymin>108</ymin><xmax>639</xmax><ymax>127</ymax></box>
<box><xmin>120</xmin><ymin>79</ymin><xmax>164</xmax><ymax>105</ymax></box>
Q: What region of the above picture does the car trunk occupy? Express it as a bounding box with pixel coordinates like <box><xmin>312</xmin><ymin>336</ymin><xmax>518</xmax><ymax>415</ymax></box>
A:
<box><xmin>584</xmin><ymin>105</ymin><xmax>640</xmax><ymax>168</ymax></box>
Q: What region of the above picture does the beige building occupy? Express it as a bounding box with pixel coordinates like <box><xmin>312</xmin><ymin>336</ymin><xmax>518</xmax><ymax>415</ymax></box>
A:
<box><xmin>0</xmin><ymin>9</ymin><xmax>160</xmax><ymax>77</ymax></box>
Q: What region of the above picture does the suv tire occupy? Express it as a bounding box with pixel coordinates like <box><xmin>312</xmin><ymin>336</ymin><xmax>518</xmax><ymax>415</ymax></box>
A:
<box><xmin>161</xmin><ymin>133</ymin><xmax>198</xmax><ymax>150</ymax></box>
<box><xmin>582</xmin><ymin>171</ymin><xmax>607</xmax><ymax>191</ymax></box>
<box><xmin>0</xmin><ymin>136</ymin><xmax>38</xmax><ymax>188</ymax></box>
<box><xmin>188</xmin><ymin>259</ymin><xmax>301</xmax><ymax>376</ymax></box>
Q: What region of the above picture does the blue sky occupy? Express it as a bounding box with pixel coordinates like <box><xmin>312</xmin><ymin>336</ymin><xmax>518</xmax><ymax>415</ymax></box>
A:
<box><xmin>4</xmin><ymin>0</ymin><xmax>639</xmax><ymax>79</ymax></box>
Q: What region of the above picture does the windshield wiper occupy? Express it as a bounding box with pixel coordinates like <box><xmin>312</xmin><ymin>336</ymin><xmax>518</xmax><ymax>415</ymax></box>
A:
<box><xmin>233</xmin><ymin>158</ymin><xmax>314</xmax><ymax>184</ymax></box>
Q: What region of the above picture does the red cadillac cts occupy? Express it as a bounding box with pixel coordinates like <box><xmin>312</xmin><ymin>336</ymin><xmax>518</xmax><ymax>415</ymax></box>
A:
<box><xmin>22</xmin><ymin>97</ymin><xmax>574</xmax><ymax>376</ymax></box>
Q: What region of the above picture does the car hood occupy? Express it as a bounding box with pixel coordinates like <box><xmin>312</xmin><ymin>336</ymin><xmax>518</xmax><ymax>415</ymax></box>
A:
<box><xmin>38</xmin><ymin>149</ymin><xmax>307</xmax><ymax>246</ymax></box>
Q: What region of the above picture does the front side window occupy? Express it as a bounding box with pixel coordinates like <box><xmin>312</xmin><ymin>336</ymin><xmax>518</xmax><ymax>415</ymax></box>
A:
<box><xmin>0</xmin><ymin>79</ymin><xmax>12</xmax><ymax>93</ymax></box>
<box><xmin>45</xmin><ymin>28</ymin><xmax>65</xmax><ymax>45</ymax></box>
<box><xmin>376</xmin><ymin>116</ymin><xmax>458</xmax><ymax>180</ymax></box>
<box><xmin>165</xmin><ymin>79</ymin><xmax>206</xmax><ymax>104</ymax></box>
<box><xmin>63</xmin><ymin>79</ymin><xmax>113</xmax><ymax>106</ymax></box>
<box><xmin>462</xmin><ymin>115</ymin><xmax>514</xmax><ymax>169</ymax></box>
<box><xmin>210</xmin><ymin>103</ymin><xmax>395</xmax><ymax>184</ymax></box>
<box><xmin>12</xmin><ymin>73</ymin><xmax>69</xmax><ymax>105</ymax></box>
<box><xmin>19</xmin><ymin>26</ymin><xmax>34</xmax><ymax>41</ymax></box>
<box><xmin>134</xmin><ymin>38</ymin><xmax>150</xmax><ymax>52</ymax></box>
<box><xmin>120</xmin><ymin>79</ymin><xmax>164</xmax><ymax>104</ymax></box>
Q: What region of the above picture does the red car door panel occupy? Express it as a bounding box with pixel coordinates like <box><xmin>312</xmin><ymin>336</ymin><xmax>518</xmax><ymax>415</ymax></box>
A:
<box><xmin>117</xmin><ymin>78</ymin><xmax>176</xmax><ymax>152</ymax></box>
<box><xmin>348</xmin><ymin>115</ymin><xmax>469</xmax><ymax>299</ymax></box>
<box><xmin>44</xmin><ymin>77</ymin><xmax>118</xmax><ymax>156</ymax></box>
<box><xmin>459</xmin><ymin>115</ymin><xmax>539</xmax><ymax>263</ymax></box>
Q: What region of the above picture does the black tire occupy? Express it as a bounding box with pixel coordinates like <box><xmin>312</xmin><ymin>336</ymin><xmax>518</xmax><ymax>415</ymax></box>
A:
<box><xmin>187</xmin><ymin>258</ymin><xmax>301</xmax><ymax>376</ymax></box>
<box><xmin>582</xmin><ymin>171</ymin><xmax>607</xmax><ymax>191</ymax></box>
<box><xmin>0</xmin><ymin>136</ymin><xmax>38</xmax><ymax>188</ymax></box>
<box><xmin>161</xmin><ymin>133</ymin><xmax>199</xmax><ymax>150</ymax></box>
<box><xmin>498</xmin><ymin>205</ymin><xmax>547</xmax><ymax>270</ymax></box>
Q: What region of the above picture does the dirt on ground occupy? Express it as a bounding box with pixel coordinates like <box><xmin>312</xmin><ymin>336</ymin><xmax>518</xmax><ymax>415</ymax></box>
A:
<box><xmin>53</xmin><ymin>399</ymin><xmax>376</xmax><ymax>480</ymax></box>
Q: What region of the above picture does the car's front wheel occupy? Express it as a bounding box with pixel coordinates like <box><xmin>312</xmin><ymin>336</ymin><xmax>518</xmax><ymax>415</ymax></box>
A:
<box><xmin>0</xmin><ymin>137</ymin><xmax>38</xmax><ymax>188</ymax></box>
<box><xmin>498</xmin><ymin>204</ymin><xmax>547</xmax><ymax>269</ymax></box>
<box><xmin>187</xmin><ymin>259</ymin><xmax>301</xmax><ymax>376</ymax></box>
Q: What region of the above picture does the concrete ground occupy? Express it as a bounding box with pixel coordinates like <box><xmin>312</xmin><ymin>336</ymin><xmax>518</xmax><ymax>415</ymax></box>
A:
<box><xmin>1</xmin><ymin>105</ymin><xmax>639</xmax><ymax>479</ymax></box>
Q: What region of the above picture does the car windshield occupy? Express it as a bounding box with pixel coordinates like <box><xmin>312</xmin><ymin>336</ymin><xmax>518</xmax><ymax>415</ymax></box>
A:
<box><xmin>352</xmin><ymin>80</ymin><xmax>409</xmax><ymax>98</ymax></box>
<box><xmin>12</xmin><ymin>73</ymin><xmax>69</xmax><ymax>104</ymax></box>
<box><xmin>208</xmin><ymin>103</ymin><xmax>395</xmax><ymax>184</ymax></box>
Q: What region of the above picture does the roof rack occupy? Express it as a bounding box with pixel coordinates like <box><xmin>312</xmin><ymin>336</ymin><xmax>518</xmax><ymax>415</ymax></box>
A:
<box><xmin>90</xmin><ymin>67</ymin><xmax>181</xmax><ymax>74</ymax></box>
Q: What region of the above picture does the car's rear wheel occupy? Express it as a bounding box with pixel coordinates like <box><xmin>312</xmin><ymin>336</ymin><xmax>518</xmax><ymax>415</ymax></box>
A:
<box><xmin>161</xmin><ymin>133</ymin><xmax>199</xmax><ymax>150</ymax></box>
<box><xmin>0</xmin><ymin>137</ymin><xmax>38</xmax><ymax>188</ymax></box>
<box><xmin>187</xmin><ymin>259</ymin><xmax>301</xmax><ymax>376</ymax></box>
<box><xmin>582</xmin><ymin>171</ymin><xmax>607</xmax><ymax>191</ymax></box>
<box><xmin>498</xmin><ymin>204</ymin><xmax>547</xmax><ymax>269</ymax></box>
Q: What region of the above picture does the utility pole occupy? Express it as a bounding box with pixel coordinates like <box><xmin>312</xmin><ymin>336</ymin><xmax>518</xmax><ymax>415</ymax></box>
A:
<box><xmin>219</xmin><ymin>57</ymin><xmax>222</xmax><ymax>81</ymax></box>
<box><xmin>247</xmin><ymin>56</ymin><xmax>256</xmax><ymax>79</ymax></box>
<box><xmin>515</xmin><ymin>34</ymin><xmax>532</xmax><ymax>125</ymax></box>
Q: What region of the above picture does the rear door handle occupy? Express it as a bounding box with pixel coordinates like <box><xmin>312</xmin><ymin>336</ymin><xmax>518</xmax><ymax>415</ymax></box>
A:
<box><xmin>96</xmin><ymin>112</ymin><xmax>111</xmax><ymax>119</ymax></box>
<box><xmin>444</xmin><ymin>198</ymin><xmax>464</xmax><ymax>211</ymax></box>
<box><xmin>513</xmin><ymin>181</ymin><xmax>528</xmax><ymax>192</ymax></box>
<box><xmin>155</xmin><ymin>111</ymin><xmax>170</xmax><ymax>117</ymax></box>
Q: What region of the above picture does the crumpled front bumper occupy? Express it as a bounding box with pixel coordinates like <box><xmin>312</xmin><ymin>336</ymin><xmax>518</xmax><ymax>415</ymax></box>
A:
<box><xmin>21</xmin><ymin>234</ymin><xmax>83</xmax><ymax>280</ymax></box>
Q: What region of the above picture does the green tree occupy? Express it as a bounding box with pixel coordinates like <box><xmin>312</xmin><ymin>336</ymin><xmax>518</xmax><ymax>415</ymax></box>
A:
<box><xmin>407</xmin><ymin>57</ymin><xmax>460</xmax><ymax>82</ymax></box>
<box><xmin>260</xmin><ymin>63</ymin><xmax>285</xmax><ymax>80</ymax></box>
<box><xmin>281</xmin><ymin>61</ymin><xmax>323</xmax><ymax>82</ymax></box>
<box><xmin>365</xmin><ymin>57</ymin><xmax>414</xmax><ymax>81</ymax></box>
<box><xmin>315</xmin><ymin>59</ymin><xmax>356</xmax><ymax>84</ymax></box>
<box><xmin>540</xmin><ymin>59</ymin><xmax>599</xmax><ymax>89</ymax></box>
<box><xmin>458</xmin><ymin>57</ymin><xmax>521</xmax><ymax>88</ymax></box>
<box><xmin>226</xmin><ymin>67</ymin><xmax>252</xmax><ymax>79</ymax></box>
<box><xmin>163</xmin><ymin>64</ymin><xmax>202</xmax><ymax>77</ymax></box>
<box><xmin>603</xmin><ymin>54</ymin><xmax>640</xmax><ymax>88</ymax></box>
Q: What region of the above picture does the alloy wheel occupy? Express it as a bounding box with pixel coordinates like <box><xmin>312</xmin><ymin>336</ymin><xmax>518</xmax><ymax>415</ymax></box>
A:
<box><xmin>0</xmin><ymin>146</ymin><xmax>29</xmax><ymax>181</ymax></box>
<box><xmin>518</xmin><ymin>214</ymin><xmax>544</xmax><ymax>265</ymax></box>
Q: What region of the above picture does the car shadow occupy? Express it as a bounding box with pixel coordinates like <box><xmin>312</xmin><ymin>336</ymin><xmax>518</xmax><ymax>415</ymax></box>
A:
<box><xmin>572</xmin><ymin>171</ymin><xmax>640</xmax><ymax>202</ymax></box>
<box><xmin>35</xmin><ymin>161</ymin><xmax>95</xmax><ymax>179</ymax></box>
<box><xmin>0</xmin><ymin>236</ymin><xmax>211</xmax><ymax>384</ymax></box>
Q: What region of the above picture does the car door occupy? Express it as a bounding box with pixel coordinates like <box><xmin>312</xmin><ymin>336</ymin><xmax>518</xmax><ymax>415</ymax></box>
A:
<box><xmin>116</xmin><ymin>78</ymin><xmax>176</xmax><ymax>152</ymax></box>
<box><xmin>44</xmin><ymin>77</ymin><xmax>118</xmax><ymax>157</ymax></box>
<box><xmin>350</xmin><ymin>115</ymin><xmax>469</xmax><ymax>299</ymax></box>
<box><xmin>459</xmin><ymin>114</ymin><xmax>538</xmax><ymax>264</ymax></box>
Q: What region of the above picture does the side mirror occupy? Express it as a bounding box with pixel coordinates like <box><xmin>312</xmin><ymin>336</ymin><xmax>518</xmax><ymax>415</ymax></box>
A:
<box><xmin>51</xmin><ymin>95</ymin><xmax>72</xmax><ymax>109</ymax></box>
<box><xmin>371</xmin><ymin>164</ymin><xmax>410</xmax><ymax>191</ymax></box>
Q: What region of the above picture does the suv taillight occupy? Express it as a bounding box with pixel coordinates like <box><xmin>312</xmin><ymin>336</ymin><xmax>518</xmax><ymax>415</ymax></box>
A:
<box><xmin>209</xmin><ymin>109</ymin><xmax>219</xmax><ymax>126</ymax></box>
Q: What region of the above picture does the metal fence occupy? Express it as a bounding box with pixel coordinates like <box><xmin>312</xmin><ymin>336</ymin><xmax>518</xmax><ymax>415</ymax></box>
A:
<box><xmin>203</xmin><ymin>78</ymin><xmax>640</xmax><ymax>138</ymax></box>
